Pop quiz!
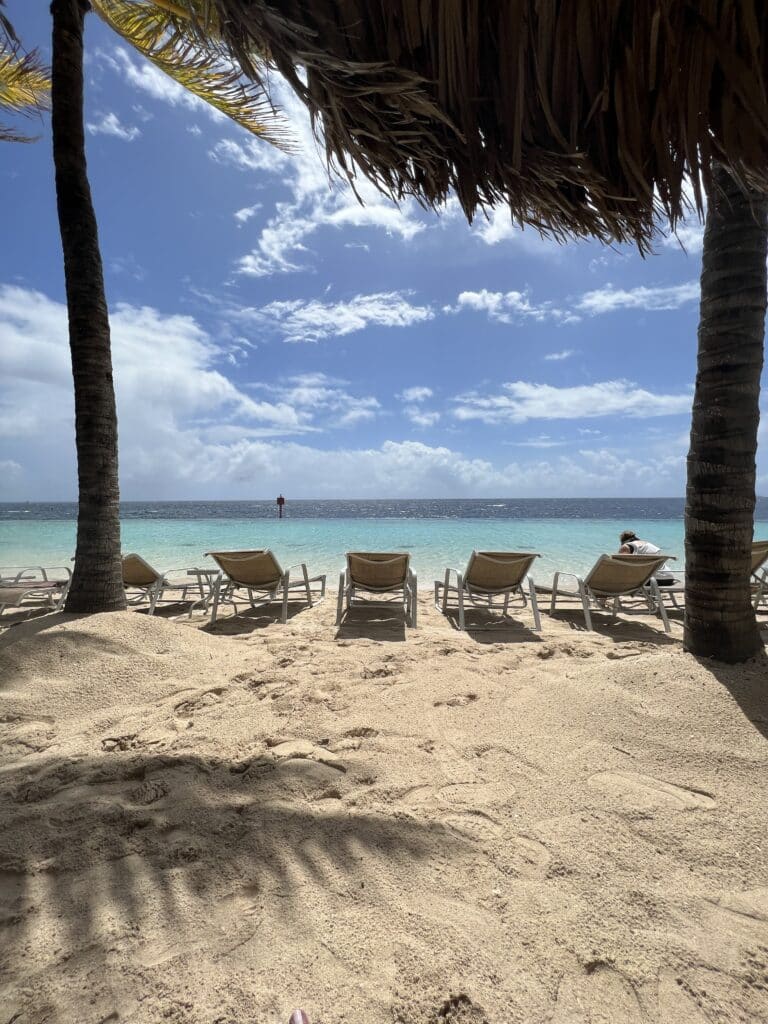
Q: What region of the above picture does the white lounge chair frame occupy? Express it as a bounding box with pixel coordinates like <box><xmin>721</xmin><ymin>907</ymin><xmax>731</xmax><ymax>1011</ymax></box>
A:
<box><xmin>434</xmin><ymin>551</ymin><xmax>541</xmax><ymax>631</ymax></box>
<box><xmin>548</xmin><ymin>554</ymin><xmax>673</xmax><ymax>632</ymax></box>
<box><xmin>207</xmin><ymin>550</ymin><xmax>326</xmax><ymax>624</ymax></box>
<box><xmin>652</xmin><ymin>540</ymin><xmax>768</xmax><ymax>612</ymax></box>
<box><xmin>0</xmin><ymin>569</ymin><xmax>71</xmax><ymax>616</ymax></box>
<box><xmin>122</xmin><ymin>553</ymin><xmax>209</xmax><ymax>616</ymax></box>
<box><xmin>336</xmin><ymin>552</ymin><xmax>417</xmax><ymax>627</ymax></box>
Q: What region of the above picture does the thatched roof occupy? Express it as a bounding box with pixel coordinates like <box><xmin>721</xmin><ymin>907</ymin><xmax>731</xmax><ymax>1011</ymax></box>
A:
<box><xmin>208</xmin><ymin>0</ymin><xmax>768</xmax><ymax>250</ymax></box>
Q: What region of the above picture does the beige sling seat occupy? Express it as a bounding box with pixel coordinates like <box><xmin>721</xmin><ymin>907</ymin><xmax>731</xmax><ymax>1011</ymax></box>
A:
<box><xmin>122</xmin><ymin>553</ymin><xmax>206</xmax><ymax>616</ymax></box>
<box><xmin>207</xmin><ymin>549</ymin><xmax>326</xmax><ymax>624</ymax></box>
<box><xmin>336</xmin><ymin>552</ymin><xmax>417</xmax><ymax>626</ymax></box>
<box><xmin>434</xmin><ymin>551</ymin><xmax>541</xmax><ymax>631</ymax></box>
<box><xmin>0</xmin><ymin>567</ymin><xmax>71</xmax><ymax>616</ymax></box>
<box><xmin>652</xmin><ymin>540</ymin><xmax>768</xmax><ymax>611</ymax></box>
<box><xmin>545</xmin><ymin>553</ymin><xmax>674</xmax><ymax>632</ymax></box>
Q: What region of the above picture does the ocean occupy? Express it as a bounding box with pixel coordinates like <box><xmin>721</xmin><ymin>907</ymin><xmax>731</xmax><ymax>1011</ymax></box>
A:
<box><xmin>2</xmin><ymin>499</ymin><xmax>767</xmax><ymax>584</ymax></box>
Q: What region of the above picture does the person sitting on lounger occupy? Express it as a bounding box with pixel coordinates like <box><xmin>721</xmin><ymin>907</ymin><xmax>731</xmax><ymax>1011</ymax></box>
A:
<box><xmin>618</xmin><ymin>531</ymin><xmax>674</xmax><ymax>585</ymax></box>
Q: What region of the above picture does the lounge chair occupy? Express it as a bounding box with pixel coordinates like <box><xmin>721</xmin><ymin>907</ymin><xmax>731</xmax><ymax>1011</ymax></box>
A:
<box><xmin>207</xmin><ymin>550</ymin><xmax>326</xmax><ymax>624</ymax></box>
<box><xmin>122</xmin><ymin>553</ymin><xmax>207</xmax><ymax>615</ymax></box>
<box><xmin>0</xmin><ymin>567</ymin><xmax>71</xmax><ymax>616</ymax></box>
<box><xmin>434</xmin><ymin>551</ymin><xmax>541</xmax><ymax>631</ymax></box>
<box><xmin>336</xmin><ymin>552</ymin><xmax>417</xmax><ymax>627</ymax></box>
<box><xmin>545</xmin><ymin>554</ymin><xmax>674</xmax><ymax>632</ymax></box>
<box><xmin>654</xmin><ymin>539</ymin><xmax>768</xmax><ymax>611</ymax></box>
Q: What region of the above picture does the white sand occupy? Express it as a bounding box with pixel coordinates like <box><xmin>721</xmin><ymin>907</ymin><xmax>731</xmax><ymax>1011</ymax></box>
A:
<box><xmin>1</xmin><ymin>595</ymin><xmax>767</xmax><ymax>1023</ymax></box>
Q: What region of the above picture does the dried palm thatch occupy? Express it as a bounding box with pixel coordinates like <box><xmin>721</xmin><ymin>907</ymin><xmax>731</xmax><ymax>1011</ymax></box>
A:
<box><xmin>190</xmin><ymin>0</ymin><xmax>768</xmax><ymax>250</ymax></box>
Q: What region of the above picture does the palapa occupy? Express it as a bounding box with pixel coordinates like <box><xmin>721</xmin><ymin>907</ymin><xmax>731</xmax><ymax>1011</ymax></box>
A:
<box><xmin>200</xmin><ymin>0</ymin><xmax>768</xmax><ymax>250</ymax></box>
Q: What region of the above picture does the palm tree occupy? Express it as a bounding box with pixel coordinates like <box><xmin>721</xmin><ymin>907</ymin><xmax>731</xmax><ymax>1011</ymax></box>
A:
<box><xmin>685</xmin><ymin>164</ymin><xmax>768</xmax><ymax>660</ymax></box>
<box><xmin>200</xmin><ymin>0</ymin><xmax>768</xmax><ymax>662</ymax></box>
<box><xmin>3</xmin><ymin>0</ymin><xmax>285</xmax><ymax>613</ymax></box>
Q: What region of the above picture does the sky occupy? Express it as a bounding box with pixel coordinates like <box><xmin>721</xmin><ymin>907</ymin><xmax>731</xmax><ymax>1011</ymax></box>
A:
<box><xmin>1</xmin><ymin>5</ymin><xmax>764</xmax><ymax>501</ymax></box>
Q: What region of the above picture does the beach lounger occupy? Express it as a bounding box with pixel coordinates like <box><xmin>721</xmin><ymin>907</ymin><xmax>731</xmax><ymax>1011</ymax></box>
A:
<box><xmin>544</xmin><ymin>554</ymin><xmax>674</xmax><ymax>632</ymax></box>
<box><xmin>0</xmin><ymin>571</ymin><xmax>71</xmax><ymax>615</ymax></box>
<box><xmin>122</xmin><ymin>553</ymin><xmax>207</xmax><ymax>616</ymax></box>
<box><xmin>336</xmin><ymin>552</ymin><xmax>417</xmax><ymax>627</ymax></box>
<box><xmin>654</xmin><ymin>539</ymin><xmax>768</xmax><ymax>611</ymax></box>
<box><xmin>207</xmin><ymin>550</ymin><xmax>326</xmax><ymax>624</ymax></box>
<box><xmin>434</xmin><ymin>551</ymin><xmax>541</xmax><ymax>631</ymax></box>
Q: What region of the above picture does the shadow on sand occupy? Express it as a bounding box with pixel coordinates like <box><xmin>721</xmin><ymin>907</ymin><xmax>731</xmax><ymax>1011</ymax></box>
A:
<box><xmin>0</xmin><ymin>750</ymin><xmax>458</xmax><ymax>1006</ymax></box>
<box><xmin>334</xmin><ymin>605</ymin><xmax>408</xmax><ymax>642</ymax></box>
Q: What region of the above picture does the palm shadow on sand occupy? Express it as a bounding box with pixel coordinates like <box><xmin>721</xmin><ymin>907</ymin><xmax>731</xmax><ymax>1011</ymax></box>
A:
<box><xmin>0</xmin><ymin>750</ymin><xmax>457</xmax><ymax>1009</ymax></box>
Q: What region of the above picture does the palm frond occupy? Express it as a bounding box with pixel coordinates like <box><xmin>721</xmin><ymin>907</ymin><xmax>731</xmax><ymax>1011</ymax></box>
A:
<box><xmin>92</xmin><ymin>0</ymin><xmax>289</xmax><ymax>146</ymax></box>
<box><xmin>0</xmin><ymin>5</ymin><xmax>51</xmax><ymax>144</ymax></box>
<box><xmin>206</xmin><ymin>0</ymin><xmax>768</xmax><ymax>251</ymax></box>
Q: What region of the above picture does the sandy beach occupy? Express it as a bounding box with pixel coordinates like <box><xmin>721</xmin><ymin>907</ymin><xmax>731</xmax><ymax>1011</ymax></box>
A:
<box><xmin>1</xmin><ymin>594</ymin><xmax>767</xmax><ymax>1023</ymax></box>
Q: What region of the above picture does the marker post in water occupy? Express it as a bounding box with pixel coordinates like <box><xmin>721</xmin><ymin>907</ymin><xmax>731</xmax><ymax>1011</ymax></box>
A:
<box><xmin>276</xmin><ymin>493</ymin><xmax>286</xmax><ymax>519</ymax></box>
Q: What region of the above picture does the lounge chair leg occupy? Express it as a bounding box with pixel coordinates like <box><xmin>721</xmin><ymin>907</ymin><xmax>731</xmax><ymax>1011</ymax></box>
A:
<box><xmin>649</xmin><ymin>580</ymin><xmax>671</xmax><ymax>633</ymax></box>
<box><xmin>148</xmin><ymin>581</ymin><xmax>161</xmax><ymax>615</ymax></box>
<box><xmin>442</xmin><ymin>568</ymin><xmax>450</xmax><ymax>613</ymax></box>
<box><xmin>528</xmin><ymin>577</ymin><xmax>542</xmax><ymax>631</ymax></box>
<box><xmin>211</xmin><ymin>577</ymin><xmax>222</xmax><ymax>623</ymax></box>
<box><xmin>550</xmin><ymin>572</ymin><xmax>560</xmax><ymax>615</ymax></box>
<box><xmin>410</xmin><ymin>573</ymin><xmax>418</xmax><ymax>628</ymax></box>
<box><xmin>336</xmin><ymin>572</ymin><xmax>345</xmax><ymax>625</ymax></box>
<box><xmin>503</xmin><ymin>590</ymin><xmax>511</xmax><ymax>616</ymax></box>
<box><xmin>281</xmin><ymin>573</ymin><xmax>290</xmax><ymax>624</ymax></box>
<box><xmin>302</xmin><ymin>564</ymin><xmax>312</xmax><ymax>607</ymax></box>
<box><xmin>578</xmin><ymin>581</ymin><xmax>593</xmax><ymax>631</ymax></box>
<box><xmin>457</xmin><ymin>580</ymin><xmax>465</xmax><ymax>631</ymax></box>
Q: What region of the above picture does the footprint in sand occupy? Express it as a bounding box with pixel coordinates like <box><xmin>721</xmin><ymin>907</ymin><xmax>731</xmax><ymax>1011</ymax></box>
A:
<box><xmin>403</xmin><ymin>780</ymin><xmax>515</xmax><ymax>811</ymax></box>
<box><xmin>443</xmin><ymin>810</ymin><xmax>502</xmax><ymax>843</ymax></box>
<box><xmin>587</xmin><ymin>772</ymin><xmax>715</xmax><ymax>810</ymax></box>
<box><xmin>551</xmin><ymin>964</ymin><xmax>645</xmax><ymax>1023</ymax></box>
<box><xmin>173</xmin><ymin>687</ymin><xmax>227</xmax><ymax>716</ymax></box>
<box><xmin>705</xmin><ymin>888</ymin><xmax>768</xmax><ymax>924</ymax></box>
<box><xmin>493</xmin><ymin>835</ymin><xmax>551</xmax><ymax>879</ymax></box>
<box><xmin>434</xmin><ymin>693</ymin><xmax>478</xmax><ymax>708</ymax></box>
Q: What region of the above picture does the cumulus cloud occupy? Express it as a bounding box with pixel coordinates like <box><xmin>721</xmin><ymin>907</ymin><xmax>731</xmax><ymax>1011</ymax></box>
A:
<box><xmin>239</xmin><ymin>292</ymin><xmax>433</xmax><ymax>343</ymax></box>
<box><xmin>398</xmin><ymin>387</ymin><xmax>433</xmax><ymax>403</ymax></box>
<box><xmin>254</xmin><ymin>373</ymin><xmax>381</xmax><ymax>428</ymax></box>
<box><xmin>449</xmin><ymin>289</ymin><xmax>579</xmax><ymax>325</ymax></box>
<box><xmin>454</xmin><ymin>381</ymin><xmax>692</xmax><ymax>424</ymax></box>
<box><xmin>86</xmin><ymin>111</ymin><xmax>141</xmax><ymax>141</ymax></box>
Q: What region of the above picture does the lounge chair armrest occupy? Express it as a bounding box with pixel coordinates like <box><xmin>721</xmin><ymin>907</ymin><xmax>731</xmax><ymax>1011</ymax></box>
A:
<box><xmin>284</xmin><ymin>562</ymin><xmax>308</xmax><ymax>573</ymax></box>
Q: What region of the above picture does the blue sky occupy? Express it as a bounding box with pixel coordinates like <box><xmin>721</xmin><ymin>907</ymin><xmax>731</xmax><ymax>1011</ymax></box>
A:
<box><xmin>1</xmin><ymin>4</ymin><xmax>763</xmax><ymax>500</ymax></box>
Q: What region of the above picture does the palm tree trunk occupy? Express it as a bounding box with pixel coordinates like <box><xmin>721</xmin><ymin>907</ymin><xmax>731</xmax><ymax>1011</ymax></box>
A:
<box><xmin>684</xmin><ymin>163</ymin><xmax>767</xmax><ymax>661</ymax></box>
<box><xmin>51</xmin><ymin>0</ymin><xmax>125</xmax><ymax>612</ymax></box>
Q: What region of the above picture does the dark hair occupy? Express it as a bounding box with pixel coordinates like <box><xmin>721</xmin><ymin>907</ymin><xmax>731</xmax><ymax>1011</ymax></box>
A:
<box><xmin>620</xmin><ymin>530</ymin><xmax>637</xmax><ymax>544</ymax></box>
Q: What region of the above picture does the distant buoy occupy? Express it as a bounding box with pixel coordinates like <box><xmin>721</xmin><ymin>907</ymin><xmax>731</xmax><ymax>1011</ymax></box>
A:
<box><xmin>276</xmin><ymin>493</ymin><xmax>286</xmax><ymax>519</ymax></box>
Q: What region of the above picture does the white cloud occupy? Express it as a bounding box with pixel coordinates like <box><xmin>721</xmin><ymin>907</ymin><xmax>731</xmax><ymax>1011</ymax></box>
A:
<box><xmin>454</xmin><ymin>380</ymin><xmax>692</xmax><ymax>424</ymax></box>
<box><xmin>399</xmin><ymin>386</ymin><xmax>433</xmax><ymax>403</ymax></box>
<box><xmin>449</xmin><ymin>288</ymin><xmax>579</xmax><ymax>325</ymax></box>
<box><xmin>240</xmin><ymin>291</ymin><xmax>433</xmax><ymax>343</ymax></box>
<box><xmin>86</xmin><ymin>111</ymin><xmax>140</xmax><ymax>142</ymax></box>
<box><xmin>662</xmin><ymin>223</ymin><xmax>705</xmax><ymax>254</ymax></box>
<box><xmin>0</xmin><ymin>285</ymin><xmax>311</xmax><ymax>463</ymax></box>
<box><xmin>544</xmin><ymin>350</ymin><xmax>575</xmax><ymax>361</ymax></box>
<box><xmin>473</xmin><ymin>208</ymin><xmax>560</xmax><ymax>256</ymax></box>
<box><xmin>255</xmin><ymin>373</ymin><xmax>381</xmax><ymax>429</ymax></box>
<box><xmin>234</xmin><ymin>203</ymin><xmax>262</xmax><ymax>226</ymax></box>
<box><xmin>210</xmin><ymin>76</ymin><xmax>426</xmax><ymax>278</ymax></box>
<box><xmin>405</xmin><ymin>408</ymin><xmax>441</xmax><ymax>428</ymax></box>
<box><xmin>104</xmin><ymin>48</ymin><xmax>223</xmax><ymax>123</ymax></box>
<box><xmin>578</xmin><ymin>282</ymin><xmax>699</xmax><ymax>315</ymax></box>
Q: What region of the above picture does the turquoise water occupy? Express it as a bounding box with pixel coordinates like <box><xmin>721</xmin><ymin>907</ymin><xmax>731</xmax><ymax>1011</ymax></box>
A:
<box><xmin>4</xmin><ymin>500</ymin><xmax>767</xmax><ymax>584</ymax></box>
<box><xmin>0</xmin><ymin>515</ymin><xmax>711</xmax><ymax>584</ymax></box>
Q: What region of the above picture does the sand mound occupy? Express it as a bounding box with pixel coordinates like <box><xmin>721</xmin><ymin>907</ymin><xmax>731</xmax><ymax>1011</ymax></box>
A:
<box><xmin>1</xmin><ymin>596</ymin><xmax>767</xmax><ymax>1023</ymax></box>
